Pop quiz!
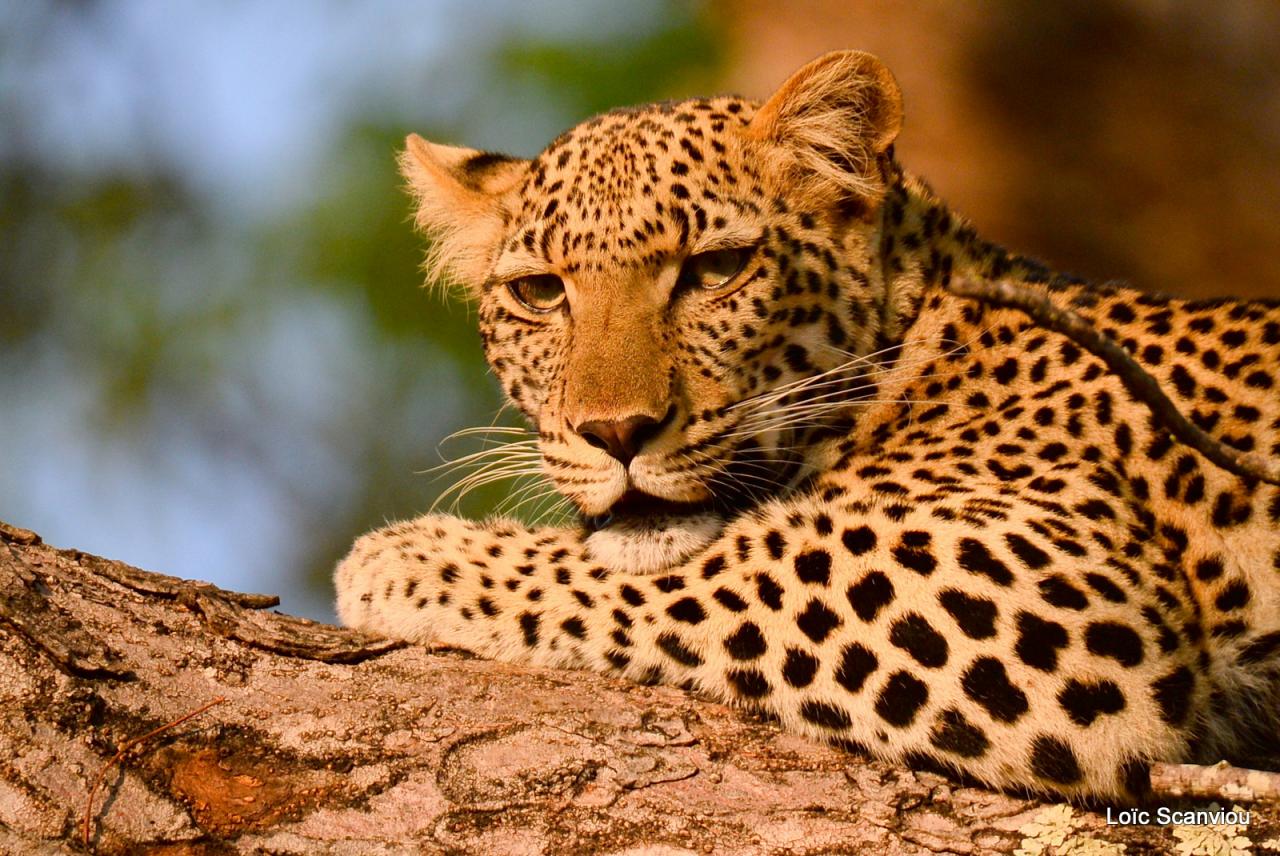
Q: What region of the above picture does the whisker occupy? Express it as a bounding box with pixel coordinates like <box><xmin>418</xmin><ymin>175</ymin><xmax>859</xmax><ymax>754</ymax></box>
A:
<box><xmin>423</xmin><ymin>446</ymin><xmax>542</xmax><ymax>477</ymax></box>
<box><xmin>724</xmin><ymin>397</ymin><xmax>951</xmax><ymax>439</ymax></box>
<box><xmin>493</xmin><ymin>475</ymin><xmax>554</xmax><ymax>513</ymax></box>
<box><xmin>732</xmin><ymin>319</ymin><xmax>999</xmax><ymax>416</ymax></box>
<box><xmin>439</xmin><ymin>425</ymin><xmax>537</xmax><ymax>442</ymax></box>
<box><xmin>431</xmin><ymin>462</ymin><xmax>547</xmax><ymax>511</ymax></box>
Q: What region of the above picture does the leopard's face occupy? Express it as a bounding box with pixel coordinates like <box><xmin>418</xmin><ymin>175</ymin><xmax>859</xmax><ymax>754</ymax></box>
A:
<box><xmin>402</xmin><ymin>54</ymin><xmax>904</xmax><ymax>567</ymax></box>
<box><xmin>479</xmin><ymin>100</ymin><xmax>887</xmax><ymax>521</ymax></box>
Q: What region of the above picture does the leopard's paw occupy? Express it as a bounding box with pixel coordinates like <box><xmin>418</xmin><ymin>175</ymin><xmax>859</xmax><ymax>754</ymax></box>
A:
<box><xmin>332</xmin><ymin>514</ymin><xmax>476</xmax><ymax>642</ymax></box>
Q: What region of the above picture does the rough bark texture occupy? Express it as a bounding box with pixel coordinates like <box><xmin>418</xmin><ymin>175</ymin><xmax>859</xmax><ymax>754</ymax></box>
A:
<box><xmin>1</xmin><ymin>520</ymin><xmax>1274</xmax><ymax>855</ymax></box>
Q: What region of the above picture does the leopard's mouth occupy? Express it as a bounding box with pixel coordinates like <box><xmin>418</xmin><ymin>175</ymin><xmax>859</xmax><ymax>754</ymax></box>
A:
<box><xmin>583</xmin><ymin>490</ymin><xmax>713</xmax><ymax>532</ymax></box>
<box><xmin>582</xmin><ymin>438</ymin><xmax>809</xmax><ymax>533</ymax></box>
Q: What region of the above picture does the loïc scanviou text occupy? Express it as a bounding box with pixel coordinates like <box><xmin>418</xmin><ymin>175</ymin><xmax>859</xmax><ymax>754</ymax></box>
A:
<box><xmin>1105</xmin><ymin>806</ymin><xmax>1250</xmax><ymax>827</ymax></box>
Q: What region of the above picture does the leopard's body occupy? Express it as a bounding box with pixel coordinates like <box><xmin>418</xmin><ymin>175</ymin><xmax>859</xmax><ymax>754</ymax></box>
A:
<box><xmin>335</xmin><ymin>52</ymin><xmax>1280</xmax><ymax>800</ymax></box>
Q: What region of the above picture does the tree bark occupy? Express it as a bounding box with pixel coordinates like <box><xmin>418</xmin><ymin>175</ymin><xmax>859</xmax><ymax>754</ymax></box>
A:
<box><xmin>1</xmin><ymin>520</ymin><xmax>1273</xmax><ymax>855</ymax></box>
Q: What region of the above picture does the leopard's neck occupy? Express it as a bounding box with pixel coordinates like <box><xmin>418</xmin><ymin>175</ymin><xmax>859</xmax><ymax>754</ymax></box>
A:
<box><xmin>797</xmin><ymin>162</ymin><xmax>1089</xmax><ymax>477</ymax></box>
<box><xmin>872</xmin><ymin>162</ymin><xmax>1074</xmax><ymax>345</ymax></box>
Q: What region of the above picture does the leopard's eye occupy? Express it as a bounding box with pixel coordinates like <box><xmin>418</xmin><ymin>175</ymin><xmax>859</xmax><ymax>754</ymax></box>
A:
<box><xmin>677</xmin><ymin>246</ymin><xmax>754</xmax><ymax>292</ymax></box>
<box><xmin>508</xmin><ymin>274</ymin><xmax>566</xmax><ymax>312</ymax></box>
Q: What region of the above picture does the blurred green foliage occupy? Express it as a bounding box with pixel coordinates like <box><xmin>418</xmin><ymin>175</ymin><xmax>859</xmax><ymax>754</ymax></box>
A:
<box><xmin>500</xmin><ymin>14</ymin><xmax>721</xmax><ymax>117</ymax></box>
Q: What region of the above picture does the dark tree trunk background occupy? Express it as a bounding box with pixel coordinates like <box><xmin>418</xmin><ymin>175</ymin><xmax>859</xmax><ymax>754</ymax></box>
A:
<box><xmin>1</xmin><ymin>519</ymin><xmax>1273</xmax><ymax>854</ymax></box>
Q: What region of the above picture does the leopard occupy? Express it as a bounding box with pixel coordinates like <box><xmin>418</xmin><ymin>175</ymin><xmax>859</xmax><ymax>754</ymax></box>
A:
<box><xmin>335</xmin><ymin>50</ymin><xmax>1280</xmax><ymax>801</ymax></box>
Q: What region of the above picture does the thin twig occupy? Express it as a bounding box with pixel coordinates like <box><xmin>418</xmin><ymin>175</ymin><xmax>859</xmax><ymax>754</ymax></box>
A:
<box><xmin>82</xmin><ymin>696</ymin><xmax>227</xmax><ymax>849</ymax></box>
<box><xmin>946</xmin><ymin>276</ymin><xmax>1280</xmax><ymax>485</ymax></box>
<box><xmin>1149</xmin><ymin>760</ymin><xmax>1280</xmax><ymax>803</ymax></box>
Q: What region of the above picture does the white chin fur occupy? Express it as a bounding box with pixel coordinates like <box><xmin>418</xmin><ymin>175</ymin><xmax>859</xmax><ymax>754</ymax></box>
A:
<box><xmin>584</xmin><ymin>511</ymin><xmax>725</xmax><ymax>575</ymax></box>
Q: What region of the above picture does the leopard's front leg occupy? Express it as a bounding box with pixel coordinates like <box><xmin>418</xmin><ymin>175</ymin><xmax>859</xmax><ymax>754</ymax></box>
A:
<box><xmin>336</xmin><ymin>511</ymin><xmax>731</xmax><ymax>686</ymax></box>
<box><xmin>336</xmin><ymin>514</ymin><xmax>636</xmax><ymax>671</ymax></box>
<box><xmin>339</xmin><ymin>495</ymin><xmax>1205</xmax><ymax>802</ymax></box>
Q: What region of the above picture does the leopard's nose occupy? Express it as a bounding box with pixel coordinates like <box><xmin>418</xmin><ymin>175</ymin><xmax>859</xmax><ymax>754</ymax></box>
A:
<box><xmin>574</xmin><ymin>410</ymin><xmax>670</xmax><ymax>466</ymax></box>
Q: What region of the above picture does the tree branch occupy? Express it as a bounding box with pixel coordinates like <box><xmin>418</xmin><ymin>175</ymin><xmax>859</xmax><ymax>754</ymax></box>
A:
<box><xmin>945</xmin><ymin>276</ymin><xmax>1280</xmax><ymax>486</ymax></box>
<box><xmin>1150</xmin><ymin>761</ymin><xmax>1280</xmax><ymax>803</ymax></box>
<box><xmin>2</xmin><ymin>519</ymin><xmax>1276</xmax><ymax>853</ymax></box>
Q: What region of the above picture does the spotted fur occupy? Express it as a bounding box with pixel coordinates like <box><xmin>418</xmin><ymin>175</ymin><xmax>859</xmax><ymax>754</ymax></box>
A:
<box><xmin>337</xmin><ymin>51</ymin><xmax>1280</xmax><ymax>800</ymax></box>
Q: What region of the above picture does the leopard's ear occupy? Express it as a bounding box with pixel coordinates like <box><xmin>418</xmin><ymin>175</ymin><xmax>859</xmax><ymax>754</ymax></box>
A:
<box><xmin>747</xmin><ymin>50</ymin><xmax>903</xmax><ymax>202</ymax></box>
<box><xmin>399</xmin><ymin>133</ymin><xmax>529</xmax><ymax>292</ymax></box>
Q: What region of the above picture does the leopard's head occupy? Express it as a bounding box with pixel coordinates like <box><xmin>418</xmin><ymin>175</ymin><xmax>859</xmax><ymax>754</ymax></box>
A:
<box><xmin>403</xmin><ymin>51</ymin><xmax>904</xmax><ymax>570</ymax></box>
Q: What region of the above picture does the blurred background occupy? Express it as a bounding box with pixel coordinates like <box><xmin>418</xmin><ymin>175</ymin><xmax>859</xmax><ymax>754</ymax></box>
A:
<box><xmin>2</xmin><ymin>1</ymin><xmax>1278</xmax><ymax>621</ymax></box>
